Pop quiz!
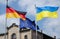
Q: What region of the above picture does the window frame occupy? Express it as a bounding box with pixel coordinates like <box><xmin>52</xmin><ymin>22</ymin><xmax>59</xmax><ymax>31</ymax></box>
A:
<box><xmin>24</xmin><ymin>35</ymin><xmax>28</xmax><ymax>39</ymax></box>
<box><xmin>11</xmin><ymin>33</ymin><xmax>16</xmax><ymax>39</ymax></box>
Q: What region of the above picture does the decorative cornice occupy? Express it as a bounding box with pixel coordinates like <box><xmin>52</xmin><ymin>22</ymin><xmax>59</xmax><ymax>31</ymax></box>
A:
<box><xmin>0</xmin><ymin>33</ymin><xmax>8</xmax><ymax>36</ymax></box>
<box><xmin>7</xmin><ymin>23</ymin><xmax>18</xmax><ymax>30</ymax></box>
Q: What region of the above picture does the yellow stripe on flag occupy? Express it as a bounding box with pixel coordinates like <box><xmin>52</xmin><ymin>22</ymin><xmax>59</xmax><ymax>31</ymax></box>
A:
<box><xmin>6</xmin><ymin>13</ymin><xmax>16</xmax><ymax>18</ymax></box>
<box><xmin>6</xmin><ymin>12</ymin><xmax>20</xmax><ymax>18</ymax></box>
<box><xmin>36</xmin><ymin>13</ymin><xmax>43</xmax><ymax>21</ymax></box>
<box><xmin>13</xmin><ymin>12</ymin><xmax>20</xmax><ymax>18</ymax></box>
<box><xmin>36</xmin><ymin>11</ymin><xmax>58</xmax><ymax>21</ymax></box>
<box><xmin>49</xmin><ymin>12</ymin><xmax>58</xmax><ymax>18</ymax></box>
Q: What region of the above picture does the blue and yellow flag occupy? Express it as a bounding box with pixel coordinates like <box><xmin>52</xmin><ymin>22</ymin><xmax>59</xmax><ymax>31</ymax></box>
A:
<box><xmin>36</xmin><ymin>6</ymin><xmax>59</xmax><ymax>21</ymax></box>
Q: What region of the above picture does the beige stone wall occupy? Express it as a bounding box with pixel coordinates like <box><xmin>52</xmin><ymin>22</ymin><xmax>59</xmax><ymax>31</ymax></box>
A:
<box><xmin>20</xmin><ymin>30</ymin><xmax>32</xmax><ymax>39</ymax></box>
<box><xmin>0</xmin><ymin>35</ymin><xmax>7</xmax><ymax>39</ymax></box>
<box><xmin>0</xmin><ymin>36</ymin><xmax>5</xmax><ymax>39</ymax></box>
<box><xmin>8</xmin><ymin>26</ymin><xmax>20</xmax><ymax>39</ymax></box>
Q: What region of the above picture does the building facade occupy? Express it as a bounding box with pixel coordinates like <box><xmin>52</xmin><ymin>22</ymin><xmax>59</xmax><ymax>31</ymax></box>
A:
<box><xmin>0</xmin><ymin>23</ymin><xmax>56</xmax><ymax>39</ymax></box>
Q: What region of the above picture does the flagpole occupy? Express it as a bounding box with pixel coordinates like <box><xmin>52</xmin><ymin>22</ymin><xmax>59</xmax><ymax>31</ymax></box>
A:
<box><xmin>35</xmin><ymin>5</ymin><xmax>38</xmax><ymax>39</ymax></box>
<box><xmin>17</xmin><ymin>19</ymin><xmax>20</xmax><ymax>39</ymax></box>
<box><xmin>5</xmin><ymin>8</ymin><xmax>7</xmax><ymax>39</ymax></box>
<box><xmin>5</xmin><ymin>14</ymin><xmax>7</xmax><ymax>39</ymax></box>
<box><xmin>36</xmin><ymin>22</ymin><xmax>37</xmax><ymax>39</ymax></box>
<box><xmin>5</xmin><ymin>0</ymin><xmax>8</xmax><ymax>39</ymax></box>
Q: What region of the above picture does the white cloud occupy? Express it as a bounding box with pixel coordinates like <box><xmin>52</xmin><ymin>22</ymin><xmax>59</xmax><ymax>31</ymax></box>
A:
<box><xmin>0</xmin><ymin>0</ymin><xmax>16</xmax><ymax>5</ymax></box>
<box><xmin>0</xmin><ymin>0</ymin><xmax>6</xmax><ymax>4</ymax></box>
<box><xmin>45</xmin><ymin>0</ymin><xmax>60</xmax><ymax>6</ymax></box>
<box><xmin>7</xmin><ymin>18</ymin><xmax>20</xmax><ymax>27</ymax></box>
<box><xmin>18</xmin><ymin>0</ymin><xmax>35</xmax><ymax>7</ymax></box>
<box><xmin>0</xmin><ymin>14</ymin><xmax>6</xmax><ymax>33</ymax></box>
<box><xmin>8</xmin><ymin>0</ymin><xmax>17</xmax><ymax>3</ymax></box>
<box><xmin>36</xmin><ymin>0</ymin><xmax>46</xmax><ymax>7</ymax></box>
<box><xmin>36</xmin><ymin>0</ymin><xmax>60</xmax><ymax>7</ymax></box>
<box><xmin>18</xmin><ymin>0</ymin><xmax>36</xmax><ymax>11</ymax></box>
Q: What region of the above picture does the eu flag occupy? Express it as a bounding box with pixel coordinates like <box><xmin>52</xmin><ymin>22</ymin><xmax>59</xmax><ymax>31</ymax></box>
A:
<box><xmin>20</xmin><ymin>18</ymin><xmax>39</xmax><ymax>30</ymax></box>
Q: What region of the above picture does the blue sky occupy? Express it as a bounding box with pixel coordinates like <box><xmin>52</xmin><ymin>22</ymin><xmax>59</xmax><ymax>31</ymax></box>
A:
<box><xmin>0</xmin><ymin>0</ymin><xmax>60</xmax><ymax>39</ymax></box>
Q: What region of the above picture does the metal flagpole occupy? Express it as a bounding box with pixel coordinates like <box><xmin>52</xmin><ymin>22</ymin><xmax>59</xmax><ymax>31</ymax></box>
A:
<box><xmin>5</xmin><ymin>0</ymin><xmax>8</xmax><ymax>39</ymax></box>
<box><xmin>5</xmin><ymin>13</ymin><xmax>7</xmax><ymax>39</ymax></box>
<box><xmin>5</xmin><ymin>7</ymin><xmax>7</xmax><ymax>39</ymax></box>
<box><xmin>35</xmin><ymin>5</ymin><xmax>38</xmax><ymax>39</ymax></box>
<box><xmin>36</xmin><ymin>22</ymin><xmax>37</xmax><ymax>39</ymax></box>
<box><xmin>18</xmin><ymin>19</ymin><xmax>20</xmax><ymax>39</ymax></box>
<box><xmin>5</xmin><ymin>16</ymin><xmax>7</xmax><ymax>39</ymax></box>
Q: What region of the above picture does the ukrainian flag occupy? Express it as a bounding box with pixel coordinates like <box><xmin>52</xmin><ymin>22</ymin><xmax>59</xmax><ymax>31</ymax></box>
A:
<box><xmin>36</xmin><ymin>6</ymin><xmax>59</xmax><ymax>21</ymax></box>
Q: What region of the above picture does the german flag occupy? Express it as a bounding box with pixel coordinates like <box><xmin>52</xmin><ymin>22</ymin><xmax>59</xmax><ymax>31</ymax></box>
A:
<box><xmin>16</xmin><ymin>10</ymin><xmax>26</xmax><ymax>20</ymax></box>
<box><xmin>6</xmin><ymin>6</ymin><xmax>26</xmax><ymax>20</ymax></box>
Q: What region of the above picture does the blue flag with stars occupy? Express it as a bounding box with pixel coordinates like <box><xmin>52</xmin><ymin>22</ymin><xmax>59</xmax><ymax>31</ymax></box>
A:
<box><xmin>20</xmin><ymin>18</ymin><xmax>39</xmax><ymax>30</ymax></box>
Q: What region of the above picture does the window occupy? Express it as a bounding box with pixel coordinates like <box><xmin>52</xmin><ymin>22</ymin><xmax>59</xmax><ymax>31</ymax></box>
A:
<box><xmin>24</xmin><ymin>35</ymin><xmax>28</xmax><ymax>39</ymax></box>
<box><xmin>11</xmin><ymin>33</ymin><xmax>16</xmax><ymax>39</ymax></box>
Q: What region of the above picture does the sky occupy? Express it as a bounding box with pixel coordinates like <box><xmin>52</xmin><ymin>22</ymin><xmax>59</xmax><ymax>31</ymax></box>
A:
<box><xmin>0</xmin><ymin>0</ymin><xmax>60</xmax><ymax>39</ymax></box>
